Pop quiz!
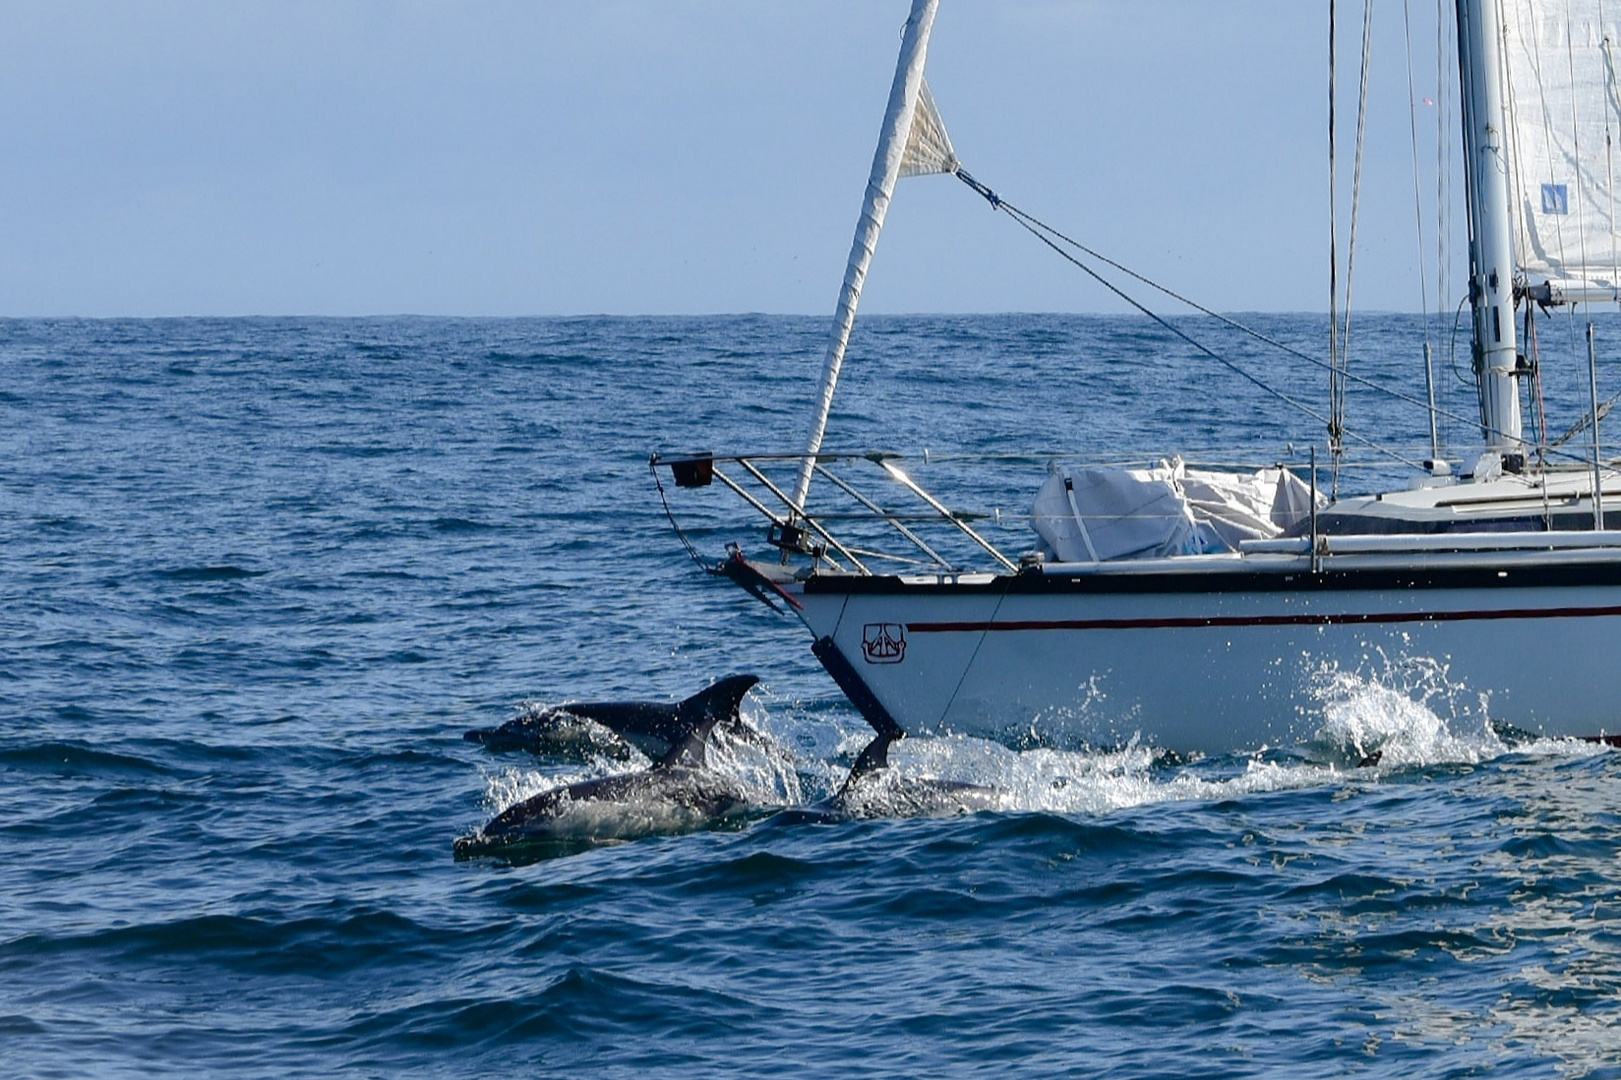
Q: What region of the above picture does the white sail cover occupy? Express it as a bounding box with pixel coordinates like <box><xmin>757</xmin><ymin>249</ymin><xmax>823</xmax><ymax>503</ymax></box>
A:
<box><xmin>1031</xmin><ymin>460</ymin><xmax>1318</xmax><ymax>563</ymax></box>
<box><xmin>1502</xmin><ymin>1</ymin><xmax>1621</xmax><ymax>302</ymax></box>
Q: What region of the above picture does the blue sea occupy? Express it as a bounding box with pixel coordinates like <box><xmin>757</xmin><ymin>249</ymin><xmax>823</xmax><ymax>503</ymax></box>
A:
<box><xmin>4</xmin><ymin>313</ymin><xmax>1621</xmax><ymax>1078</ymax></box>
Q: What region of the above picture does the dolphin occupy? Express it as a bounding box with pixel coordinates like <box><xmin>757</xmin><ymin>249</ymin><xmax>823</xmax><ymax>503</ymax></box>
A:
<box><xmin>454</xmin><ymin>676</ymin><xmax>764</xmax><ymax>859</ymax></box>
<box><xmin>767</xmin><ymin>731</ymin><xmax>1002</xmax><ymax>826</ymax></box>
<box><xmin>463</xmin><ymin>675</ymin><xmax>761</xmax><ymax>761</ymax></box>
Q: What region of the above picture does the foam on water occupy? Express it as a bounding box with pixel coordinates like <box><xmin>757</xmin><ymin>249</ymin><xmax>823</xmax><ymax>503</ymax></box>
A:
<box><xmin>483</xmin><ymin>650</ymin><xmax>1614</xmax><ymax>839</ymax></box>
<box><xmin>482</xmin><ymin>760</ymin><xmax>608</xmax><ymax>815</ymax></box>
<box><xmin>879</xmin><ymin>735</ymin><xmax>1337</xmax><ymax>815</ymax></box>
<box><xmin>821</xmin><ymin>653</ymin><xmax>1501</xmax><ymax>817</ymax></box>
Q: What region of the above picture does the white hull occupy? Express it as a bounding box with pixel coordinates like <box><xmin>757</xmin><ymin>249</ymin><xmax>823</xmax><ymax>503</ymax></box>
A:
<box><xmin>778</xmin><ymin>549</ymin><xmax>1621</xmax><ymax>754</ymax></box>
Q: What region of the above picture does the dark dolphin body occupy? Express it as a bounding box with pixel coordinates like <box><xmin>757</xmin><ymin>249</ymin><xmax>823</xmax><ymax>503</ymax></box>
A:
<box><xmin>463</xmin><ymin>675</ymin><xmax>760</xmax><ymax>762</ymax></box>
<box><xmin>454</xmin><ymin>676</ymin><xmax>763</xmax><ymax>859</ymax></box>
<box><xmin>768</xmin><ymin>732</ymin><xmax>1001</xmax><ymax>826</ymax></box>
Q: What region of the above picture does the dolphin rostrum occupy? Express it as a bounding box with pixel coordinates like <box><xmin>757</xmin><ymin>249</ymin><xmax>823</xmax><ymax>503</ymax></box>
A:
<box><xmin>454</xmin><ymin>675</ymin><xmax>763</xmax><ymax>858</ymax></box>
<box><xmin>767</xmin><ymin>731</ymin><xmax>1002</xmax><ymax>826</ymax></box>
<box><xmin>464</xmin><ymin>674</ymin><xmax>761</xmax><ymax>762</ymax></box>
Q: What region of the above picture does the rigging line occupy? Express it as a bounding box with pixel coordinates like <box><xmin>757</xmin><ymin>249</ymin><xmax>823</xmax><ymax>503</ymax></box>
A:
<box><xmin>1329</xmin><ymin>0</ymin><xmax>1343</xmax><ymax>461</ymax></box>
<box><xmin>1433</xmin><ymin>0</ymin><xmax>1453</xmax><ymax>450</ymax></box>
<box><xmin>1338</xmin><ymin>0</ymin><xmax>1378</xmax><ymax>465</ymax></box>
<box><xmin>961</xmin><ymin>168</ymin><xmax>1563</xmax><ymax>457</ymax></box>
<box><xmin>992</xmin><ymin>194</ymin><xmax>1500</xmax><ymax>438</ymax></box>
<box><xmin>1566</xmin><ymin>0</ymin><xmax>1593</xmax><ymax>296</ymax></box>
<box><xmin>1403</xmin><ymin>0</ymin><xmax>1434</xmax><ymax>346</ymax></box>
<box><xmin>1548</xmin><ymin>0</ymin><xmax>1583</xmax><ymax>419</ymax></box>
<box><xmin>1508</xmin><ymin>4</ymin><xmax>1604</xmax><ymax>447</ymax></box>
<box><xmin>1502</xmin><ymin>0</ymin><xmax>1536</xmax><ymax>278</ymax></box>
<box><xmin>1434</xmin><ymin>0</ymin><xmax>1454</xmax><ymax>451</ymax></box>
<box><xmin>1455</xmin><ymin>0</ymin><xmax>1482</xmax><ymax>411</ymax></box>
<box><xmin>1551</xmin><ymin>3</ymin><xmax>1587</xmax><ymax>432</ymax></box>
<box><xmin>651</xmin><ymin>458</ymin><xmax>719</xmax><ymax>573</ymax></box>
<box><xmin>1519</xmin><ymin>1</ymin><xmax>1577</xmax><ymax>304</ymax></box>
<box><xmin>1506</xmin><ymin>0</ymin><xmax>1582</xmax><ymax>451</ymax></box>
<box><xmin>1551</xmin><ymin>386</ymin><xmax>1621</xmax><ymax>445</ymax></box>
<box><xmin>1526</xmin><ymin>303</ymin><xmax>1548</xmax><ymax>451</ymax></box>
<box><xmin>1400</xmin><ymin>0</ymin><xmax>1437</xmax><ymax>457</ymax></box>
<box><xmin>990</xmin><ymin>198</ymin><xmax>1424</xmax><ymax>468</ymax></box>
<box><xmin>1603</xmin><ymin>27</ymin><xmax>1621</xmax><ymax>297</ymax></box>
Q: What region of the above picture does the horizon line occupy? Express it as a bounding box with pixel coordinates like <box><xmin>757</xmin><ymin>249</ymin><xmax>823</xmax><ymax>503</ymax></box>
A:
<box><xmin>0</xmin><ymin>308</ymin><xmax>1456</xmax><ymax>321</ymax></box>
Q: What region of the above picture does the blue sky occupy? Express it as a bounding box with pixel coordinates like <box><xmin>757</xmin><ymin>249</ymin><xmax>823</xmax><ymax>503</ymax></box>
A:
<box><xmin>1</xmin><ymin>1</ymin><xmax>1454</xmax><ymax>316</ymax></box>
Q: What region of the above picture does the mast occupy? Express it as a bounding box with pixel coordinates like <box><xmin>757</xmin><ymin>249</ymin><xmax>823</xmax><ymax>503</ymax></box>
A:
<box><xmin>1455</xmin><ymin>0</ymin><xmax>1523</xmax><ymax>453</ymax></box>
<box><xmin>792</xmin><ymin>0</ymin><xmax>941</xmax><ymax>510</ymax></box>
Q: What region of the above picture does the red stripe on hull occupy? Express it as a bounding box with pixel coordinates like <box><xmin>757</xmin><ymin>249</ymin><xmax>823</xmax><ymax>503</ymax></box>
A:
<box><xmin>906</xmin><ymin>605</ymin><xmax>1621</xmax><ymax>633</ymax></box>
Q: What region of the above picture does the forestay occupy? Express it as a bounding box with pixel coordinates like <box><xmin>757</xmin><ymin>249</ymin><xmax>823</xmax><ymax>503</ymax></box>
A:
<box><xmin>1501</xmin><ymin>0</ymin><xmax>1621</xmax><ymax>303</ymax></box>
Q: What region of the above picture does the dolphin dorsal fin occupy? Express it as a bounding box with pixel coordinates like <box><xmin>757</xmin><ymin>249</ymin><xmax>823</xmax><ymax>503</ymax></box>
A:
<box><xmin>837</xmin><ymin>731</ymin><xmax>900</xmax><ymax>795</ymax></box>
<box><xmin>656</xmin><ymin>674</ymin><xmax>760</xmax><ymax>769</ymax></box>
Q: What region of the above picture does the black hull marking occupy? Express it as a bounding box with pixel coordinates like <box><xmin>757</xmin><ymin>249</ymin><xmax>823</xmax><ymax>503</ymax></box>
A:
<box><xmin>803</xmin><ymin>562</ymin><xmax>1621</xmax><ymax>597</ymax></box>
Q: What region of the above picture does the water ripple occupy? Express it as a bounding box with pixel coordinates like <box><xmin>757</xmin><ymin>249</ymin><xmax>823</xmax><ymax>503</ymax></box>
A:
<box><xmin>4</xmin><ymin>315</ymin><xmax>1621</xmax><ymax>1078</ymax></box>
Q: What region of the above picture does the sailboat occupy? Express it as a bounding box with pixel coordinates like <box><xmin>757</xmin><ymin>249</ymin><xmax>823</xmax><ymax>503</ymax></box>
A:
<box><xmin>653</xmin><ymin>0</ymin><xmax>1621</xmax><ymax>755</ymax></box>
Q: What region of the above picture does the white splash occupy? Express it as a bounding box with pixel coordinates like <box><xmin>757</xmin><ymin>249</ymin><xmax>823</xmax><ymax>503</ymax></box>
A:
<box><xmin>886</xmin><ymin>733</ymin><xmax>1338</xmax><ymax>816</ymax></box>
<box><xmin>479</xmin><ymin>691</ymin><xmax>802</xmax><ymax>816</ymax></box>
<box><xmin>704</xmin><ymin>698</ymin><xmax>804</xmax><ymax>807</ymax></box>
<box><xmin>482</xmin><ymin>758</ymin><xmax>631</xmax><ymax>815</ymax></box>
<box><xmin>1306</xmin><ymin>650</ymin><xmax>1505</xmax><ymax>768</ymax></box>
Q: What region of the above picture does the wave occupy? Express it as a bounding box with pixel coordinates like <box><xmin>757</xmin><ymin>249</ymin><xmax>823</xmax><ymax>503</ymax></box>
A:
<box><xmin>154</xmin><ymin>565</ymin><xmax>263</xmax><ymax>581</ymax></box>
<box><xmin>0</xmin><ymin>742</ymin><xmax>179</xmax><ymax>778</ymax></box>
<box><xmin>3</xmin><ymin>909</ymin><xmax>462</xmax><ymax>976</ymax></box>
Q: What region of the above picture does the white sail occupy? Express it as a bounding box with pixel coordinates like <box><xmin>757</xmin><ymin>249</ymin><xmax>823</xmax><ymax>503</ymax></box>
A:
<box><xmin>898</xmin><ymin>80</ymin><xmax>959</xmax><ymax>178</ymax></box>
<box><xmin>1501</xmin><ymin>0</ymin><xmax>1621</xmax><ymax>303</ymax></box>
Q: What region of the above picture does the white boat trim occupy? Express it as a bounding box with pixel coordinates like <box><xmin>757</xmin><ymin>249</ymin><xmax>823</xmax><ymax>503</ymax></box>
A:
<box><xmin>1240</xmin><ymin>530</ymin><xmax>1621</xmax><ymax>555</ymax></box>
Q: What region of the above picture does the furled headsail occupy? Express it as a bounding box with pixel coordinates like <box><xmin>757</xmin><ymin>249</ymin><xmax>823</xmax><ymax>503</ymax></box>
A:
<box><xmin>1501</xmin><ymin>0</ymin><xmax>1621</xmax><ymax>303</ymax></box>
<box><xmin>793</xmin><ymin>0</ymin><xmax>947</xmax><ymax>510</ymax></box>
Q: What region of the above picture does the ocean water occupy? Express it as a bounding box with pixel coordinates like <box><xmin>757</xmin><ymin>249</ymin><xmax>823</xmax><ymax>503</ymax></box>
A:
<box><xmin>4</xmin><ymin>313</ymin><xmax>1621</xmax><ymax>1078</ymax></box>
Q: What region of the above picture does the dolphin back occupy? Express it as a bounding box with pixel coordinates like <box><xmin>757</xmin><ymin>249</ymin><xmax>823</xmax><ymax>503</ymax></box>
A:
<box><xmin>659</xmin><ymin>674</ymin><xmax>760</xmax><ymax>769</ymax></box>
